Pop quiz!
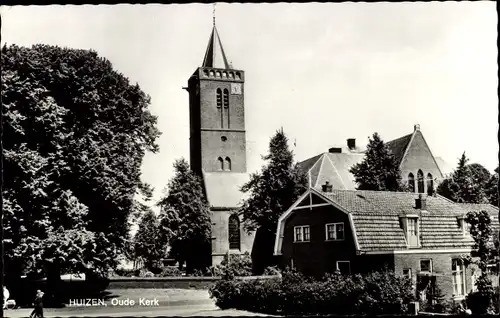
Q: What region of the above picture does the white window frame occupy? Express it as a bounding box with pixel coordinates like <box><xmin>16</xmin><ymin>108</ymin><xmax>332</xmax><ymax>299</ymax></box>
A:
<box><xmin>452</xmin><ymin>258</ymin><xmax>466</xmax><ymax>297</ymax></box>
<box><xmin>420</xmin><ymin>259</ymin><xmax>433</xmax><ymax>273</ymax></box>
<box><xmin>406</xmin><ymin>217</ymin><xmax>419</xmax><ymax>247</ymax></box>
<box><xmin>294</xmin><ymin>225</ymin><xmax>310</xmax><ymax>243</ymax></box>
<box><xmin>325</xmin><ymin>222</ymin><xmax>345</xmax><ymax>241</ymax></box>
<box><xmin>336</xmin><ymin>261</ymin><xmax>351</xmax><ymax>274</ymax></box>
<box><xmin>290</xmin><ymin>258</ymin><xmax>295</xmax><ymax>270</ymax></box>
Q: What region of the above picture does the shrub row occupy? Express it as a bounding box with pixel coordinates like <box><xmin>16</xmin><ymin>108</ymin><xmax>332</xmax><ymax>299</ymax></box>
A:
<box><xmin>209</xmin><ymin>269</ymin><xmax>415</xmax><ymax>316</ymax></box>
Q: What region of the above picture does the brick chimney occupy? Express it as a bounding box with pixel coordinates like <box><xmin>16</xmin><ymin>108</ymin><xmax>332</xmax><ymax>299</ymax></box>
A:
<box><xmin>415</xmin><ymin>194</ymin><xmax>426</xmax><ymax>210</ymax></box>
<box><xmin>347</xmin><ymin>138</ymin><xmax>356</xmax><ymax>150</ymax></box>
<box><xmin>322</xmin><ymin>181</ymin><xmax>333</xmax><ymax>193</ymax></box>
<box><xmin>414</xmin><ymin>124</ymin><xmax>420</xmax><ymax>132</ymax></box>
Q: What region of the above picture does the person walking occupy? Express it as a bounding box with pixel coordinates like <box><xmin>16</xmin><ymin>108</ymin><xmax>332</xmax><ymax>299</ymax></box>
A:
<box><xmin>3</xmin><ymin>286</ymin><xmax>10</xmax><ymax>310</ymax></box>
<box><xmin>29</xmin><ymin>290</ymin><xmax>44</xmax><ymax>318</ymax></box>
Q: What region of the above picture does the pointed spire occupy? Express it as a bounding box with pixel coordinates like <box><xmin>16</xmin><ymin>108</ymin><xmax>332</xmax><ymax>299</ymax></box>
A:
<box><xmin>202</xmin><ymin>4</ymin><xmax>232</xmax><ymax>69</ymax></box>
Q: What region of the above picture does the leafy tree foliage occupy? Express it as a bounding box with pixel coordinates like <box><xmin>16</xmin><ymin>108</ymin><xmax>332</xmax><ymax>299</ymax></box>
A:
<box><xmin>239</xmin><ymin>128</ymin><xmax>308</xmax><ymax>272</ymax></box>
<box><xmin>437</xmin><ymin>153</ymin><xmax>488</xmax><ymax>203</ymax></box>
<box><xmin>349</xmin><ymin>133</ymin><xmax>406</xmax><ymax>191</ymax></box>
<box><xmin>2</xmin><ymin>44</ymin><xmax>160</xmax><ymax>284</ymax></box>
<box><xmin>485</xmin><ymin>167</ymin><xmax>499</xmax><ymax>207</ymax></box>
<box><xmin>240</xmin><ymin>129</ymin><xmax>308</xmax><ymax>233</ymax></box>
<box><xmin>157</xmin><ymin>159</ymin><xmax>212</xmax><ymax>272</ymax></box>
<box><xmin>133</xmin><ymin>209</ymin><xmax>166</xmax><ymax>271</ymax></box>
<box><xmin>465</xmin><ymin>210</ymin><xmax>499</xmax><ymax>293</ymax></box>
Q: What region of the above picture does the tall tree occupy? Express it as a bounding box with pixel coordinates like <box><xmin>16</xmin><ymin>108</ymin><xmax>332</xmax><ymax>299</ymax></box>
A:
<box><xmin>239</xmin><ymin>128</ymin><xmax>308</xmax><ymax>273</ymax></box>
<box><xmin>2</xmin><ymin>44</ymin><xmax>160</xmax><ymax>299</ymax></box>
<box><xmin>465</xmin><ymin>211</ymin><xmax>499</xmax><ymax>293</ymax></box>
<box><xmin>157</xmin><ymin>159</ymin><xmax>212</xmax><ymax>273</ymax></box>
<box><xmin>437</xmin><ymin>153</ymin><xmax>488</xmax><ymax>203</ymax></box>
<box><xmin>485</xmin><ymin>167</ymin><xmax>499</xmax><ymax>207</ymax></box>
<box><xmin>133</xmin><ymin>210</ymin><xmax>166</xmax><ymax>271</ymax></box>
<box><xmin>349</xmin><ymin>132</ymin><xmax>406</xmax><ymax>191</ymax></box>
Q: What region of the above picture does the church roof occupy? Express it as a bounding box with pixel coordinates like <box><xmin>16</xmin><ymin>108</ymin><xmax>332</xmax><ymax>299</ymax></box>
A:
<box><xmin>298</xmin><ymin>126</ymin><xmax>448</xmax><ymax>190</ymax></box>
<box><xmin>203</xmin><ymin>172</ymin><xmax>249</xmax><ymax>209</ymax></box>
<box><xmin>385</xmin><ymin>133</ymin><xmax>413</xmax><ymax>166</ymax></box>
<box><xmin>202</xmin><ymin>25</ymin><xmax>232</xmax><ymax>69</ymax></box>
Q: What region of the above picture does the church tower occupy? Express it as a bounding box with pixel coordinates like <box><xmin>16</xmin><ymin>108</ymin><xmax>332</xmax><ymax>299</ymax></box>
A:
<box><xmin>187</xmin><ymin>21</ymin><xmax>247</xmax><ymax>175</ymax></box>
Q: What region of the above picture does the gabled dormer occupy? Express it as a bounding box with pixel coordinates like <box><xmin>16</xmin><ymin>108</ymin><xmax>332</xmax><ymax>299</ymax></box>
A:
<box><xmin>457</xmin><ymin>214</ymin><xmax>471</xmax><ymax>237</ymax></box>
<box><xmin>400</xmin><ymin>195</ymin><xmax>426</xmax><ymax>248</ymax></box>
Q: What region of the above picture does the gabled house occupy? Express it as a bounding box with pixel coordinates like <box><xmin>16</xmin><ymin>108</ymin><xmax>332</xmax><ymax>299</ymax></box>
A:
<box><xmin>298</xmin><ymin>125</ymin><xmax>451</xmax><ymax>194</ymax></box>
<box><xmin>273</xmin><ymin>184</ymin><xmax>499</xmax><ymax>300</ymax></box>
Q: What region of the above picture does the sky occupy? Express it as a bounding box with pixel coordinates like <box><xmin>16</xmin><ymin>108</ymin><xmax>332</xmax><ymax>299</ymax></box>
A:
<box><xmin>2</xmin><ymin>2</ymin><xmax>498</xmax><ymax>209</ymax></box>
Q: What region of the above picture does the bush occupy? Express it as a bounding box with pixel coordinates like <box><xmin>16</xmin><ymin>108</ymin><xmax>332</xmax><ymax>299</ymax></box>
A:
<box><xmin>263</xmin><ymin>266</ymin><xmax>281</xmax><ymax>276</ymax></box>
<box><xmin>112</xmin><ymin>268</ymin><xmax>139</xmax><ymax>277</ymax></box>
<box><xmin>212</xmin><ymin>252</ymin><xmax>253</xmax><ymax>277</ymax></box>
<box><xmin>139</xmin><ymin>269</ymin><xmax>154</xmax><ymax>278</ymax></box>
<box><xmin>157</xmin><ymin>266</ymin><xmax>183</xmax><ymax>277</ymax></box>
<box><xmin>209</xmin><ymin>268</ymin><xmax>415</xmax><ymax>315</ymax></box>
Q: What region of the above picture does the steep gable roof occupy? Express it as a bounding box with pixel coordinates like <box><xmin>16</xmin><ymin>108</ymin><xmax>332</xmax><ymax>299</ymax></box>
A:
<box><xmin>385</xmin><ymin>133</ymin><xmax>413</xmax><ymax>166</ymax></box>
<box><xmin>298</xmin><ymin>125</ymin><xmax>446</xmax><ymax>190</ymax></box>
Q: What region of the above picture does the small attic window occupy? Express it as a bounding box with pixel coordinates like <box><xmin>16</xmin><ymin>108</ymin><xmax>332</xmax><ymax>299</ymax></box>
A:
<box><xmin>457</xmin><ymin>216</ymin><xmax>470</xmax><ymax>236</ymax></box>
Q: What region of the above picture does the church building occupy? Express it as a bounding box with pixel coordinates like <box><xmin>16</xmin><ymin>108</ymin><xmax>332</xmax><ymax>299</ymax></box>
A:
<box><xmin>183</xmin><ymin>19</ymin><xmax>455</xmax><ymax>267</ymax></box>
<box><xmin>185</xmin><ymin>22</ymin><xmax>254</xmax><ymax>265</ymax></box>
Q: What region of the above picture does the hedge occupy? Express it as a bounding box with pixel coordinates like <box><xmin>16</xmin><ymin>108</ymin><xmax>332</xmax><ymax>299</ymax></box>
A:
<box><xmin>209</xmin><ymin>269</ymin><xmax>415</xmax><ymax>316</ymax></box>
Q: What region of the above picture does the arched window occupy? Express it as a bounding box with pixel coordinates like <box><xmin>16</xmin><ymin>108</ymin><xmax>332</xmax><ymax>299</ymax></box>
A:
<box><xmin>223</xmin><ymin>88</ymin><xmax>229</xmax><ymax>128</ymax></box>
<box><xmin>216</xmin><ymin>89</ymin><xmax>223</xmax><ymax>128</ymax></box>
<box><xmin>417</xmin><ymin>170</ymin><xmax>425</xmax><ymax>194</ymax></box>
<box><xmin>228</xmin><ymin>214</ymin><xmax>241</xmax><ymax>250</ymax></box>
<box><xmin>427</xmin><ymin>173</ymin><xmax>434</xmax><ymax>195</ymax></box>
<box><xmin>408</xmin><ymin>173</ymin><xmax>415</xmax><ymax>193</ymax></box>
<box><xmin>217</xmin><ymin>157</ymin><xmax>224</xmax><ymax>171</ymax></box>
<box><xmin>225</xmin><ymin>157</ymin><xmax>231</xmax><ymax>171</ymax></box>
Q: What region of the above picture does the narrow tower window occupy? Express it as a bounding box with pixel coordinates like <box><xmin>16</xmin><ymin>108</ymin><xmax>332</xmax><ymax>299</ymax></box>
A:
<box><xmin>225</xmin><ymin>157</ymin><xmax>231</xmax><ymax>171</ymax></box>
<box><xmin>427</xmin><ymin>173</ymin><xmax>434</xmax><ymax>195</ymax></box>
<box><xmin>223</xmin><ymin>88</ymin><xmax>230</xmax><ymax>128</ymax></box>
<box><xmin>217</xmin><ymin>157</ymin><xmax>224</xmax><ymax>171</ymax></box>
<box><xmin>417</xmin><ymin>170</ymin><xmax>425</xmax><ymax>193</ymax></box>
<box><xmin>216</xmin><ymin>88</ymin><xmax>223</xmax><ymax>128</ymax></box>
<box><xmin>228</xmin><ymin>214</ymin><xmax>241</xmax><ymax>250</ymax></box>
<box><xmin>408</xmin><ymin>173</ymin><xmax>415</xmax><ymax>193</ymax></box>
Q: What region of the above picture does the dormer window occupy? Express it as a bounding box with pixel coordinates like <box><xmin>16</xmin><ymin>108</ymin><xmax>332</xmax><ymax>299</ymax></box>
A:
<box><xmin>401</xmin><ymin>215</ymin><xmax>419</xmax><ymax>248</ymax></box>
<box><xmin>457</xmin><ymin>216</ymin><xmax>470</xmax><ymax>237</ymax></box>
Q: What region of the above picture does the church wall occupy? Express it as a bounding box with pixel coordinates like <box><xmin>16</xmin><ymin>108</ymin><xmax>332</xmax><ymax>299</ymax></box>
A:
<box><xmin>211</xmin><ymin>209</ymin><xmax>255</xmax><ymax>266</ymax></box>
<box><xmin>199</xmin><ymin>79</ymin><xmax>245</xmax><ymax>130</ymax></box>
<box><xmin>400</xmin><ymin>131</ymin><xmax>444</xmax><ymax>193</ymax></box>
<box><xmin>201</xmin><ymin>131</ymin><xmax>246</xmax><ymax>172</ymax></box>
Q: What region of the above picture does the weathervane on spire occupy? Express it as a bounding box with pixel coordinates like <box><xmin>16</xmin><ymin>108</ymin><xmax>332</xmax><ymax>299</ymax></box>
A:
<box><xmin>213</xmin><ymin>3</ymin><xmax>216</xmax><ymax>26</ymax></box>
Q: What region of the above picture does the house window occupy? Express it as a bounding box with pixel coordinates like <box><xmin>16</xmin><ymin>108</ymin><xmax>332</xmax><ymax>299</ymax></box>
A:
<box><xmin>426</xmin><ymin>173</ymin><xmax>434</xmax><ymax>195</ymax></box>
<box><xmin>224</xmin><ymin>157</ymin><xmax>231</xmax><ymax>171</ymax></box>
<box><xmin>336</xmin><ymin>261</ymin><xmax>350</xmax><ymax>274</ymax></box>
<box><xmin>452</xmin><ymin>259</ymin><xmax>466</xmax><ymax>297</ymax></box>
<box><xmin>216</xmin><ymin>88</ymin><xmax>223</xmax><ymax>128</ymax></box>
<box><xmin>403</xmin><ymin>268</ymin><xmax>412</xmax><ymax>279</ymax></box>
<box><xmin>294</xmin><ymin>225</ymin><xmax>310</xmax><ymax>242</ymax></box>
<box><xmin>217</xmin><ymin>157</ymin><xmax>224</xmax><ymax>170</ymax></box>
<box><xmin>420</xmin><ymin>259</ymin><xmax>432</xmax><ymax>273</ymax></box>
<box><xmin>228</xmin><ymin>214</ymin><xmax>241</xmax><ymax>250</ymax></box>
<box><xmin>458</xmin><ymin>217</ymin><xmax>470</xmax><ymax>236</ymax></box>
<box><xmin>406</xmin><ymin>217</ymin><xmax>419</xmax><ymax>247</ymax></box>
<box><xmin>417</xmin><ymin>170</ymin><xmax>425</xmax><ymax>193</ymax></box>
<box><xmin>471</xmin><ymin>272</ymin><xmax>478</xmax><ymax>292</ymax></box>
<box><xmin>408</xmin><ymin>173</ymin><xmax>415</xmax><ymax>192</ymax></box>
<box><xmin>325</xmin><ymin>223</ymin><xmax>345</xmax><ymax>241</ymax></box>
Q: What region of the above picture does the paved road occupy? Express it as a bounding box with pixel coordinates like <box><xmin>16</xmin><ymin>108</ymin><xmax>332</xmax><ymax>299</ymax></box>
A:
<box><xmin>2</xmin><ymin>289</ymin><xmax>272</xmax><ymax>317</ymax></box>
